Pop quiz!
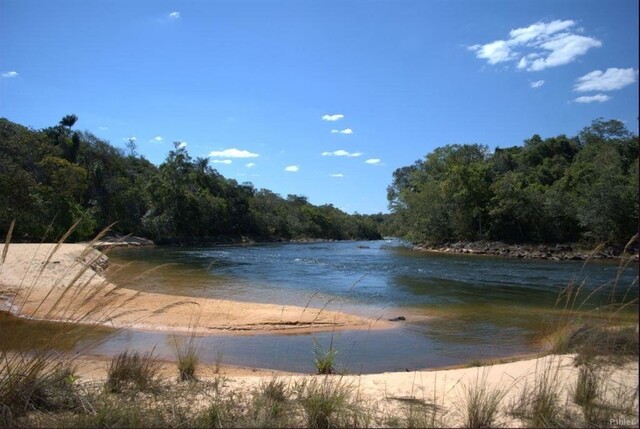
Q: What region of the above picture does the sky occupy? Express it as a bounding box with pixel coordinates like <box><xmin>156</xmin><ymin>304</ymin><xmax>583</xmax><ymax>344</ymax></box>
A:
<box><xmin>1</xmin><ymin>0</ymin><xmax>638</xmax><ymax>214</ymax></box>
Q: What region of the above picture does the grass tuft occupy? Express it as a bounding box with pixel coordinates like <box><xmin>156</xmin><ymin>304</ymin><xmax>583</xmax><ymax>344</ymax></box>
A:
<box><xmin>105</xmin><ymin>350</ymin><xmax>161</xmax><ymax>393</ymax></box>
<box><xmin>313</xmin><ymin>339</ymin><xmax>338</xmax><ymax>375</ymax></box>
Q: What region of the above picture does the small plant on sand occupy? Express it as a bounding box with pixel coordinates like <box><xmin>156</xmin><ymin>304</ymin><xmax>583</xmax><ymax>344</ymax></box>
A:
<box><xmin>247</xmin><ymin>377</ymin><xmax>294</xmax><ymax>427</ymax></box>
<box><xmin>313</xmin><ymin>338</ymin><xmax>338</xmax><ymax>375</ymax></box>
<box><xmin>509</xmin><ymin>358</ymin><xmax>569</xmax><ymax>428</ymax></box>
<box><xmin>297</xmin><ymin>377</ymin><xmax>367</xmax><ymax>429</ymax></box>
<box><xmin>458</xmin><ymin>370</ymin><xmax>511</xmax><ymax>429</ymax></box>
<box><xmin>105</xmin><ymin>350</ymin><xmax>161</xmax><ymax>393</ymax></box>
<box><xmin>172</xmin><ymin>334</ymin><xmax>201</xmax><ymax>382</ymax></box>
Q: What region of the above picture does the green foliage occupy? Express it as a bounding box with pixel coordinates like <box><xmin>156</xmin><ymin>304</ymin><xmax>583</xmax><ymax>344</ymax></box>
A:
<box><xmin>0</xmin><ymin>116</ymin><xmax>382</xmax><ymax>243</ymax></box>
<box><xmin>387</xmin><ymin>118</ymin><xmax>638</xmax><ymax>246</ymax></box>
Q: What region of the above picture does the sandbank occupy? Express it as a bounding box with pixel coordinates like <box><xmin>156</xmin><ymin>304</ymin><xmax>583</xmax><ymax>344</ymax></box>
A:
<box><xmin>0</xmin><ymin>243</ymin><xmax>392</xmax><ymax>335</ymax></box>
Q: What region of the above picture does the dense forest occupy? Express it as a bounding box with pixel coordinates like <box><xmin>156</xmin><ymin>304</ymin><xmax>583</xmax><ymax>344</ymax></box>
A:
<box><xmin>382</xmin><ymin>118</ymin><xmax>638</xmax><ymax>247</ymax></box>
<box><xmin>0</xmin><ymin>116</ymin><xmax>382</xmax><ymax>243</ymax></box>
<box><xmin>1</xmin><ymin>116</ymin><xmax>637</xmax><ymax>247</ymax></box>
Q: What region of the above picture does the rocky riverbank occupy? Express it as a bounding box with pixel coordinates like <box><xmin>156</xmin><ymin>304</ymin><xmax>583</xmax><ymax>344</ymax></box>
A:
<box><xmin>415</xmin><ymin>240</ymin><xmax>639</xmax><ymax>261</ymax></box>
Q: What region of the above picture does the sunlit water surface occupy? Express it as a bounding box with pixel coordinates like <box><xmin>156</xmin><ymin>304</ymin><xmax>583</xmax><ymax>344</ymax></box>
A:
<box><xmin>2</xmin><ymin>240</ymin><xmax>637</xmax><ymax>373</ymax></box>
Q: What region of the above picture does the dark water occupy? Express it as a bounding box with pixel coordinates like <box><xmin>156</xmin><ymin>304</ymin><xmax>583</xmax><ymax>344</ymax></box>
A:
<box><xmin>2</xmin><ymin>240</ymin><xmax>637</xmax><ymax>373</ymax></box>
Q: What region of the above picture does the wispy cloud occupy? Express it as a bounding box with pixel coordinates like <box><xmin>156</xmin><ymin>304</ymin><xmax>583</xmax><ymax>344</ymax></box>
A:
<box><xmin>209</xmin><ymin>148</ymin><xmax>259</xmax><ymax>158</ymax></box>
<box><xmin>123</xmin><ymin>136</ymin><xmax>137</xmax><ymax>142</ymax></box>
<box><xmin>246</xmin><ymin>162</ymin><xmax>256</xmax><ymax>168</ymax></box>
<box><xmin>330</xmin><ymin>128</ymin><xmax>354</xmax><ymax>135</ymax></box>
<box><xmin>573</xmin><ymin>94</ymin><xmax>611</xmax><ymax>103</ymax></box>
<box><xmin>168</xmin><ymin>11</ymin><xmax>180</xmax><ymax>19</ymax></box>
<box><xmin>530</xmin><ymin>80</ymin><xmax>545</xmax><ymax>88</ymax></box>
<box><xmin>322</xmin><ymin>114</ymin><xmax>344</xmax><ymax>121</ymax></box>
<box><xmin>98</xmin><ymin>126</ymin><xmax>108</xmax><ymax>131</ymax></box>
<box><xmin>150</xmin><ymin>136</ymin><xmax>163</xmax><ymax>143</ymax></box>
<box><xmin>469</xmin><ymin>20</ymin><xmax>601</xmax><ymax>71</ymax></box>
<box><xmin>365</xmin><ymin>158</ymin><xmax>381</xmax><ymax>165</ymax></box>
<box><xmin>321</xmin><ymin>149</ymin><xmax>362</xmax><ymax>157</ymax></box>
<box><xmin>285</xmin><ymin>165</ymin><xmax>299</xmax><ymax>172</ymax></box>
<box><xmin>212</xmin><ymin>159</ymin><xmax>233</xmax><ymax>164</ymax></box>
<box><xmin>329</xmin><ymin>173</ymin><xmax>344</xmax><ymax>178</ymax></box>
<box><xmin>573</xmin><ymin>68</ymin><xmax>638</xmax><ymax>92</ymax></box>
<box><xmin>1</xmin><ymin>71</ymin><xmax>18</xmax><ymax>78</ymax></box>
<box><xmin>176</xmin><ymin>141</ymin><xmax>187</xmax><ymax>149</ymax></box>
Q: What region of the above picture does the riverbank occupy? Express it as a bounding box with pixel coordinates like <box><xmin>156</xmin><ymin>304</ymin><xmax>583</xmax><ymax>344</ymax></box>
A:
<box><xmin>414</xmin><ymin>240</ymin><xmax>639</xmax><ymax>261</ymax></box>
<box><xmin>0</xmin><ymin>243</ymin><xmax>392</xmax><ymax>335</ymax></box>
<box><xmin>8</xmin><ymin>351</ymin><xmax>640</xmax><ymax>428</ymax></box>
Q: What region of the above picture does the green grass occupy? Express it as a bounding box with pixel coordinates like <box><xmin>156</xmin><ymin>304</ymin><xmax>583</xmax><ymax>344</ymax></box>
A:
<box><xmin>458</xmin><ymin>370</ymin><xmax>511</xmax><ymax>429</ymax></box>
<box><xmin>297</xmin><ymin>377</ymin><xmax>368</xmax><ymax>429</ymax></box>
<box><xmin>173</xmin><ymin>336</ymin><xmax>201</xmax><ymax>382</ymax></box>
<box><xmin>105</xmin><ymin>350</ymin><xmax>161</xmax><ymax>393</ymax></box>
<box><xmin>313</xmin><ymin>339</ymin><xmax>338</xmax><ymax>375</ymax></box>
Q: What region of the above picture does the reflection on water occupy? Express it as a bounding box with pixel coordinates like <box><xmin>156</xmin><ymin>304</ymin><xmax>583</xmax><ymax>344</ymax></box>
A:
<box><xmin>1</xmin><ymin>240</ymin><xmax>637</xmax><ymax>373</ymax></box>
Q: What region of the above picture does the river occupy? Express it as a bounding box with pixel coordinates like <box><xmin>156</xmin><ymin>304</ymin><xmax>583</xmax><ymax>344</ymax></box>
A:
<box><xmin>2</xmin><ymin>240</ymin><xmax>637</xmax><ymax>373</ymax></box>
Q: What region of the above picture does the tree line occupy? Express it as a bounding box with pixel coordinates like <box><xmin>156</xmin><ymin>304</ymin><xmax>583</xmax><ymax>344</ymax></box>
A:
<box><xmin>0</xmin><ymin>116</ymin><xmax>382</xmax><ymax>243</ymax></box>
<box><xmin>382</xmin><ymin>119</ymin><xmax>638</xmax><ymax>247</ymax></box>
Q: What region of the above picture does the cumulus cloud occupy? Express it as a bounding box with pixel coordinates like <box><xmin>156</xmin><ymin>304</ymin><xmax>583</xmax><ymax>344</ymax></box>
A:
<box><xmin>176</xmin><ymin>142</ymin><xmax>187</xmax><ymax>149</ymax></box>
<box><xmin>322</xmin><ymin>114</ymin><xmax>344</xmax><ymax>121</ymax></box>
<box><xmin>573</xmin><ymin>94</ymin><xmax>611</xmax><ymax>103</ymax></box>
<box><xmin>246</xmin><ymin>162</ymin><xmax>256</xmax><ymax>168</ymax></box>
<box><xmin>212</xmin><ymin>159</ymin><xmax>233</xmax><ymax>164</ymax></box>
<box><xmin>209</xmin><ymin>148</ymin><xmax>259</xmax><ymax>158</ymax></box>
<box><xmin>530</xmin><ymin>80</ymin><xmax>545</xmax><ymax>88</ymax></box>
<box><xmin>285</xmin><ymin>165</ymin><xmax>299</xmax><ymax>172</ymax></box>
<box><xmin>365</xmin><ymin>158</ymin><xmax>381</xmax><ymax>165</ymax></box>
<box><xmin>329</xmin><ymin>173</ymin><xmax>344</xmax><ymax>178</ymax></box>
<box><xmin>150</xmin><ymin>136</ymin><xmax>163</xmax><ymax>142</ymax></box>
<box><xmin>1</xmin><ymin>71</ymin><xmax>18</xmax><ymax>78</ymax></box>
<box><xmin>573</xmin><ymin>68</ymin><xmax>638</xmax><ymax>92</ymax></box>
<box><xmin>168</xmin><ymin>11</ymin><xmax>180</xmax><ymax>19</ymax></box>
<box><xmin>330</xmin><ymin>128</ymin><xmax>354</xmax><ymax>135</ymax></box>
<box><xmin>321</xmin><ymin>149</ymin><xmax>362</xmax><ymax>157</ymax></box>
<box><xmin>469</xmin><ymin>19</ymin><xmax>601</xmax><ymax>71</ymax></box>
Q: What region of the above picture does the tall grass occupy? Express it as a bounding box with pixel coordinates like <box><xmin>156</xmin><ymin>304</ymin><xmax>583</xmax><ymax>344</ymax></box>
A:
<box><xmin>0</xmin><ymin>220</ymin><xmax>186</xmax><ymax>426</ymax></box>
<box><xmin>105</xmin><ymin>350</ymin><xmax>161</xmax><ymax>393</ymax></box>
<box><xmin>458</xmin><ymin>369</ymin><xmax>512</xmax><ymax>428</ymax></box>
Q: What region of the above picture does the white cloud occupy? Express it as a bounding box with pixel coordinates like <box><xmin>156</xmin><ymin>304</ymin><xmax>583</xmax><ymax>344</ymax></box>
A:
<box><xmin>1</xmin><ymin>71</ymin><xmax>18</xmax><ymax>78</ymax></box>
<box><xmin>573</xmin><ymin>68</ymin><xmax>638</xmax><ymax>92</ymax></box>
<box><xmin>98</xmin><ymin>126</ymin><xmax>108</xmax><ymax>130</ymax></box>
<box><xmin>530</xmin><ymin>80</ymin><xmax>545</xmax><ymax>88</ymax></box>
<box><xmin>468</xmin><ymin>40</ymin><xmax>515</xmax><ymax>65</ymax></box>
<box><xmin>528</xmin><ymin>34</ymin><xmax>602</xmax><ymax>71</ymax></box>
<box><xmin>169</xmin><ymin>11</ymin><xmax>180</xmax><ymax>19</ymax></box>
<box><xmin>285</xmin><ymin>165</ymin><xmax>299</xmax><ymax>172</ymax></box>
<box><xmin>365</xmin><ymin>158</ymin><xmax>381</xmax><ymax>165</ymax></box>
<box><xmin>246</xmin><ymin>162</ymin><xmax>256</xmax><ymax>168</ymax></box>
<box><xmin>212</xmin><ymin>159</ymin><xmax>233</xmax><ymax>164</ymax></box>
<box><xmin>330</xmin><ymin>128</ymin><xmax>354</xmax><ymax>135</ymax></box>
<box><xmin>469</xmin><ymin>20</ymin><xmax>601</xmax><ymax>71</ymax></box>
<box><xmin>574</xmin><ymin>94</ymin><xmax>611</xmax><ymax>103</ymax></box>
<box><xmin>322</xmin><ymin>114</ymin><xmax>344</xmax><ymax>121</ymax></box>
<box><xmin>329</xmin><ymin>173</ymin><xmax>344</xmax><ymax>178</ymax></box>
<box><xmin>176</xmin><ymin>142</ymin><xmax>187</xmax><ymax>149</ymax></box>
<box><xmin>508</xmin><ymin>20</ymin><xmax>576</xmax><ymax>44</ymax></box>
<box><xmin>209</xmin><ymin>148</ymin><xmax>259</xmax><ymax>158</ymax></box>
<box><xmin>150</xmin><ymin>136</ymin><xmax>163</xmax><ymax>142</ymax></box>
<box><xmin>123</xmin><ymin>136</ymin><xmax>137</xmax><ymax>142</ymax></box>
<box><xmin>321</xmin><ymin>149</ymin><xmax>362</xmax><ymax>157</ymax></box>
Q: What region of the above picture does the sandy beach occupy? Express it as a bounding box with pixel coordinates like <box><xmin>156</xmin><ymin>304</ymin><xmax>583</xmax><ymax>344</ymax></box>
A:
<box><xmin>0</xmin><ymin>243</ymin><xmax>391</xmax><ymax>335</ymax></box>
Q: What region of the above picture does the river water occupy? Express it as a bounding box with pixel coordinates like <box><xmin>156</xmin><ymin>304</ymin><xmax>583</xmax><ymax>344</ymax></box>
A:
<box><xmin>2</xmin><ymin>240</ymin><xmax>637</xmax><ymax>373</ymax></box>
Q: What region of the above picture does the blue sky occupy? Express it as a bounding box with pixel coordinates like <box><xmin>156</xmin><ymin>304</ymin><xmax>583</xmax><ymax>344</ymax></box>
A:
<box><xmin>1</xmin><ymin>0</ymin><xmax>638</xmax><ymax>214</ymax></box>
